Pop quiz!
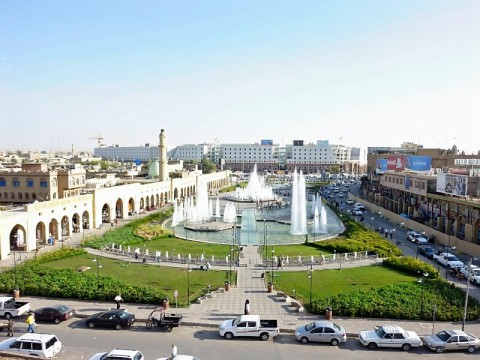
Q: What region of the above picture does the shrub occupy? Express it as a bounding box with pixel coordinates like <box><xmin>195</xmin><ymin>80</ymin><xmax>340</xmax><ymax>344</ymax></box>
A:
<box><xmin>383</xmin><ymin>256</ymin><xmax>439</xmax><ymax>278</ymax></box>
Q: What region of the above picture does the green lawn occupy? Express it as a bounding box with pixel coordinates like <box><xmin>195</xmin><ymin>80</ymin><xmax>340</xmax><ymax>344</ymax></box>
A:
<box><xmin>44</xmin><ymin>254</ymin><xmax>233</xmax><ymax>304</ymax></box>
<box><xmin>269</xmin><ymin>265</ymin><xmax>416</xmax><ymax>305</ymax></box>
<box><xmin>261</xmin><ymin>244</ymin><xmax>332</xmax><ymax>258</ymax></box>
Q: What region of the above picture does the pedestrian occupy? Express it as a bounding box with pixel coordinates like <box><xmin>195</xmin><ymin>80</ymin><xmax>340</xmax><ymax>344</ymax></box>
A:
<box><xmin>171</xmin><ymin>344</ymin><xmax>177</xmax><ymax>358</ymax></box>
<box><xmin>244</xmin><ymin>299</ymin><xmax>250</xmax><ymax>315</ymax></box>
<box><xmin>115</xmin><ymin>294</ymin><xmax>123</xmax><ymax>309</ymax></box>
<box><xmin>389</xmin><ymin>229</ymin><xmax>393</xmax><ymax>239</ymax></box>
<box><xmin>7</xmin><ymin>318</ymin><xmax>14</xmax><ymax>337</ymax></box>
<box><xmin>26</xmin><ymin>312</ymin><xmax>36</xmax><ymax>333</ymax></box>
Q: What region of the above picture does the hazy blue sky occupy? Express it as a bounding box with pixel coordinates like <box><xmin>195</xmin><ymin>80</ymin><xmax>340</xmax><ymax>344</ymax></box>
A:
<box><xmin>1</xmin><ymin>1</ymin><xmax>479</xmax><ymax>153</ymax></box>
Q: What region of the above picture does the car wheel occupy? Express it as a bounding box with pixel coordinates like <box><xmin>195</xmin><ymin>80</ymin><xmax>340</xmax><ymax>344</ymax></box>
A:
<box><xmin>447</xmin><ymin>265</ymin><xmax>451</xmax><ymax>270</ymax></box>
<box><xmin>54</xmin><ymin>318</ymin><xmax>61</xmax><ymax>324</ymax></box>
<box><xmin>300</xmin><ymin>337</ymin><xmax>309</xmax><ymax>344</ymax></box>
<box><xmin>146</xmin><ymin>321</ymin><xmax>153</xmax><ymax>329</ymax></box>
<box><xmin>115</xmin><ymin>323</ymin><xmax>122</xmax><ymax>330</ymax></box>
<box><xmin>87</xmin><ymin>322</ymin><xmax>95</xmax><ymax>328</ymax></box>
<box><xmin>402</xmin><ymin>343</ymin><xmax>411</xmax><ymax>351</ymax></box>
<box><xmin>260</xmin><ymin>332</ymin><xmax>270</xmax><ymax>341</ymax></box>
<box><xmin>367</xmin><ymin>342</ymin><xmax>377</xmax><ymax>350</ymax></box>
<box><xmin>434</xmin><ymin>259</ymin><xmax>439</xmax><ymax>264</ymax></box>
<box><xmin>4</xmin><ymin>313</ymin><xmax>12</xmax><ymax>320</ymax></box>
<box><xmin>224</xmin><ymin>332</ymin><xmax>234</xmax><ymax>340</ymax></box>
<box><xmin>166</xmin><ymin>326</ymin><xmax>172</xmax><ymax>332</ymax></box>
<box><xmin>435</xmin><ymin>346</ymin><xmax>444</xmax><ymax>353</ymax></box>
<box><xmin>467</xmin><ymin>346</ymin><xmax>476</xmax><ymax>353</ymax></box>
<box><xmin>330</xmin><ymin>338</ymin><xmax>339</xmax><ymax>346</ymax></box>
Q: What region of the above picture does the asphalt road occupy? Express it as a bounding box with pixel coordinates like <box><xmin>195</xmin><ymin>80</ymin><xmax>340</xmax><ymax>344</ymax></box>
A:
<box><xmin>1</xmin><ymin>320</ymin><xmax>478</xmax><ymax>360</ymax></box>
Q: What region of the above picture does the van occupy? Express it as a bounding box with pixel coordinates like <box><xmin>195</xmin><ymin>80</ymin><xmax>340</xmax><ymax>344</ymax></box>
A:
<box><xmin>0</xmin><ymin>333</ymin><xmax>62</xmax><ymax>359</ymax></box>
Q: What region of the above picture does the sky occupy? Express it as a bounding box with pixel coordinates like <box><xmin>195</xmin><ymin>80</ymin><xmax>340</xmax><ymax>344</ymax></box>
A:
<box><xmin>1</xmin><ymin>1</ymin><xmax>479</xmax><ymax>154</ymax></box>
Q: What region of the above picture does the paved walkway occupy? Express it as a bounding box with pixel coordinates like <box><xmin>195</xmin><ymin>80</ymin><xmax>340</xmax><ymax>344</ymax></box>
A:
<box><xmin>2</xmin><ymin>214</ymin><xmax>480</xmax><ymax>337</ymax></box>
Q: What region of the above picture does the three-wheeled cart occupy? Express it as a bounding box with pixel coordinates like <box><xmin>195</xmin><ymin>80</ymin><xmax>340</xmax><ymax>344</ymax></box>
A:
<box><xmin>145</xmin><ymin>307</ymin><xmax>182</xmax><ymax>332</ymax></box>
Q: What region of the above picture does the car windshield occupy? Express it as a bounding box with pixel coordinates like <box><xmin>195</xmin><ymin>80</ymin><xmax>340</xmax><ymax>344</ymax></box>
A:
<box><xmin>116</xmin><ymin>311</ymin><xmax>128</xmax><ymax>319</ymax></box>
<box><xmin>375</xmin><ymin>327</ymin><xmax>386</xmax><ymax>338</ymax></box>
<box><xmin>446</xmin><ymin>255</ymin><xmax>459</xmax><ymax>261</ymax></box>
<box><xmin>304</xmin><ymin>322</ymin><xmax>316</xmax><ymax>331</ymax></box>
<box><xmin>472</xmin><ymin>270</ymin><xmax>480</xmax><ymax>276</ymax></box>
<box><xmin>56</xmin><ymin>305</ymin><xmax>69</xmax><ymax>312</ymax></box>
<box><xmin>332</xmin><ymin>323</ymin><xmax>341</xmax><ymax>332</ymax></box>
<box><xmin>232</xmin><ymin>316</ymin><xmax>242</xmax><ymax>326</ymax></box>
<box><xmin>436</xmin><ymin>331</ymin><xmax>451</xmax><ymax>341</ymax></box>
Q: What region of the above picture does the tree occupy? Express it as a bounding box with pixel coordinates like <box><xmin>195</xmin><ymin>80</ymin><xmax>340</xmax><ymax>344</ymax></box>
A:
<box><xmin>201</xmin><ymin>158</ymin><xmax>217</xmax><ymax>174</ymax></box>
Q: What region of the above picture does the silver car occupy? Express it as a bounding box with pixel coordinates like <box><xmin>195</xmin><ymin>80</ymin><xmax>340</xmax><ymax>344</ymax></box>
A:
<box><xmin>295</xmin><ymin>321</ymin><xmax>346</xmax><ymax>346</ymax></box>
<box><xmin>423</xmin><ymin>329</ymin><xmax>480</xmax><ymax>353</ymax></box>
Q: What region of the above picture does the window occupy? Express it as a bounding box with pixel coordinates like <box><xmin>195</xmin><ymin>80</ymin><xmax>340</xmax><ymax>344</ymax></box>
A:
<box><xmin>32</xmin><ymin>342</ymin><xmax>42</xmax><ymax>350</ymax></box>
<box><xmin>13</xmin><ymin>178</ymin><xmax>20</xmax><ymax>187</ymax></box>
<box><xmin>393</xmin><ymin>333</ymin><xmax>405</xmax><ymax>339</ymax></box>
<box><xmin>0</xmin><ymin>177</ymin><xmax>6</xmax><ymax>186</ymax></box>
<box><xmin>40</xmin><ymin>178</ymin><xmax>48</xmax><ymax>188</ymax></box>
<box><xmin>27</xmin><ymin>178</ymin><xmax>34</xmax><ymax>187</ymax></box>
<box><xmin>21</xmin><ymin>341</ymin><xmax>32</xmax><ymax>350</ymax></box>
<box><xmin>324</xmin><ymin>327</ymin><xmax>335</xmax><ymax>333</ymax></box>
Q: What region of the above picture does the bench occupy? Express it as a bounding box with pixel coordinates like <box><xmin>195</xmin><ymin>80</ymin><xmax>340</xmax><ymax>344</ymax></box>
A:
<box><xmin>276</xmin><ymin>292</ymin><xmax>291</xmax><ymax>303</ymax></box>
<box><xmin>290</xmin><ymin>300</ymin><xmax>304</xmax><ymax>313</ymax></box>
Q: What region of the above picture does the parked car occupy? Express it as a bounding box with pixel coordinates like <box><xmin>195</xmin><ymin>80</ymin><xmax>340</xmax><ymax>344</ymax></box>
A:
<box><xmin>423</xmin><ymin>329</ymin><xmax>480</xmax><ymax>353</ymax></box>
<box><xmin>345</xmin><ymin>199</ymin><xmax>354</xmax><ymax>205</ymax></box>
<box><xmin>359</xmin><ymin>325</ymin><xmax>422</xmax><ymax>351</ymax></box>
<box><xmin>417</xmin><ymin>245</ymin><xmax>435</xmax><ymax>259</ymax></box>
<box><xmin>352</xmin><ymin>210</ymin><xmax>363</xmax><ymax>216</ymax></box>
<box><xmin>295</xmin><ymin>321</ymin><xmax>346</xmax><ymax>345</ymax></box>
<box><xmin>460</xmin><ymin>264</ymin><xmax>480</xmax><ymax>283</ymax></box>
<box><xmin>406</xmin><ymin>231</ymin><xmax>429</xmax><ymax>244</ymax></box>
<box><xmin>34</xmin><ymin>304</ymin><xmax>76</xmax><ymax>324</ymax></box>
<box><xmin>0</xmin><ymin>333</ymin><xmax>62</xmax><ymax>359</ymax></box>
<box><xmin>89</xmin><ymin>349</ymin><xmax>144</xmax><ymax>360</ymax></box>
<box><xmin>85</xmin><ymin>309</ymin><xmax>135</xmax><ymax>330</ymax></box>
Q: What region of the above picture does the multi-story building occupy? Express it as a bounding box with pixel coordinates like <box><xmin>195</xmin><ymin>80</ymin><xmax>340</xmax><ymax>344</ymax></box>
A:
<box><xmin>94</xmin><ymin>143</ymin><xmax>159</xmax><ymax>161</ymax></box>
<box><xmin>170</xmin><ymin>144</ymin><xmax>210</xmax><ymax>162</ymax></box>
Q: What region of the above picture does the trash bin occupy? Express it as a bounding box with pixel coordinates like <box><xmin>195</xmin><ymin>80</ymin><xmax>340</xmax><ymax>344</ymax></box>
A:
<box><xmin>224</xmin><ymin>281</ymin><xmax>230</xmax><ymax>291</ymax></box>
<box><xmin>267</xmin><ymin>282</ymin><xmax>273</xmax><ymax>293</ymax></box>
<box><xmin>163</xmin><ymin>298</ymin><xmax>170</xmax><ymax>310</ymax></box>
<box><xmin>13</xmin><ymin>288</ymin><xmax>20</xmax><ymax>299</ymax></box>
<box><xmin>325</xmin><ymin>307</ymin><xmax>332</xmax><ymax>320</ymax></box>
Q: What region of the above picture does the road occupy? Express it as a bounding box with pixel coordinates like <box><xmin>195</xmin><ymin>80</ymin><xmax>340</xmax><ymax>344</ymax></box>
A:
<box><xmin>1</xmin><ymin>320</ymin><xmax>477</xmax><ymax>360</ymax></box>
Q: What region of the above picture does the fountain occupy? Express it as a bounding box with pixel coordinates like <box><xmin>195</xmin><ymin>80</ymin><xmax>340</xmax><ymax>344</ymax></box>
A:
<box><xmin>228</xmin><ymin>164</ymin><xmax>276</xmax><ymax>202</ymax></box>
<box><xmin>290</xmin><ymin>168</ymin><xmax>307</xmax><ymax>235</ymax></box>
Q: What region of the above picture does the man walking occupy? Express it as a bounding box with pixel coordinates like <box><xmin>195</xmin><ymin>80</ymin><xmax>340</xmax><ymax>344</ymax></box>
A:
<box><xmin>7</xmin><ymin>318</ymin><xmax>14</xmax><ymax>337</ymax></box>
<box><xmin>26</xmin><ymin>312</ymin><xmax>35</xmax><ymax>333</ymax></box>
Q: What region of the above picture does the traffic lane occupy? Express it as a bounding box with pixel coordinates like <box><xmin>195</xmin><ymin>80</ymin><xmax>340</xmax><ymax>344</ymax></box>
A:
<box><xmin>29</xmin><ymin>321</ymin><xmax>479</xmax><ymax>360</ymax></box>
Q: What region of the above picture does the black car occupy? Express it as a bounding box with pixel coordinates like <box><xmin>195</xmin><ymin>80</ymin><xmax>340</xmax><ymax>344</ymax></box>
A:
<box><xmin>86</xmin><ymin>309</ymin><xmax>135</xmax><ymax>330</ymax></box>
<box><xmin>417</xmin><ymin>245</ymin><xmax>435</xmax><ymax>259</ymax></box>
<box><xmin>34</xmin><ymin>304</ymin><xmax>76</xmax><ymax>324</ymax></box>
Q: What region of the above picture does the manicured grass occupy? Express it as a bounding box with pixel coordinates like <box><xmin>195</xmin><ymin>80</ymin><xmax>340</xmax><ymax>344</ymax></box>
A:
<box><xmin>44</xmin><ymin>253</ymin><xmax>232</xmax><ymax>305</ymax></box>
<box><xmin>269</xmin><ymin>265</ymin><xmax>416</xmax><ymax>305</ymax></box>
<box><xmin>262</xmin><ymin>244</ymin><xmax>332</xmax><ymax>257</ymax></box>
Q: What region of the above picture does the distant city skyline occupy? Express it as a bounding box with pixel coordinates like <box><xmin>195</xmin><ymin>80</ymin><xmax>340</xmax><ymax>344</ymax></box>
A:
<box><xmin>1</xmin><ymin>1</ymin><xmax>479</xmax><ymax>154</ymax></box>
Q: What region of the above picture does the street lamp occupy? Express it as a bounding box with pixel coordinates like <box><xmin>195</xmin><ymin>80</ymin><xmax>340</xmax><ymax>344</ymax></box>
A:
<box><xmin>308</xmin><ymin>264</ymin><xmax>313</xmax><ymax>308</ymax></box>
<box><xmin>446</xmin><ymin>234</ymin><xmax>450</xmax><ymax>280</ymax></box>
<box><xmin>264</xmin><ymin>223</ymin><xmax>269</xmax><ymax>261</ymax></box>
<box><xmin>462</xmin><ymin>257</ymin><xmax>475</xmax><ymax>331</ymax></box>
<box><xmin>93</xmin><ymin>255</ymin><xmax>102</xmax><ymax>291</ymax></box>
<box><xmin>271</xmin><ymin>249</ymin><xmax>275</xmax><ymax>284</ymax></box>
<box><xmin>229</xmin><ymin>247</ymin><xmax>233</xmax><ymax>285</ymax></box>
<box><xmin>187</xmin><ymin>260</ymin><xmax>191</xmax><ymax>305</ymax></box>
<box><xmin>417</xmin><ymin>271</ymin><xmax>429</xmax><ymax>317</ymax></box>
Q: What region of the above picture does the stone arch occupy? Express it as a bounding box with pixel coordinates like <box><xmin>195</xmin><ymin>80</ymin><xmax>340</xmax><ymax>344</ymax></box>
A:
<box><xmin>474</xmin><ymin>218</ymin><xmax>480</xmax><ymax>245</ymax></box>
<box><xmin>115</xmin><ymin>198</ymin><xmax>123</xmax><ymax>218</ymax></box>
<box><xmin>145</xmin><ymin>196</ymin><xmax>150</xmax><ymax>209</ymax></box>
<box><xmin>156</xmin><ymin>194</ymin><xmax>160</xmax><ymax>207</ymax></box>
<box><xmin>10</xmin><ymin>225</ymin><xmax>26</xmax><ymax>250</ymax></box>
<box><xmin>139</xmin><ymin>198</ymin><xmax>145</xmax><ymax>211</ymax></box>
<box><xmin>150</xmin><ymin>195</ymin><xmax>154</xmax><ymax>208</ymax></box>
<box><xmin>35</xmin><ymin>221</ymin><xmax>47</xmax><ymax>243</ymax></box>
<box><xmin>455</xmin><ymin>215</ymin><xmax>466</xmax><ymax>240</ymax></box>
<box><xmin>72</xmin><ymin>213</ymin><xmax>81</xmax><ymax>233</ymax></box>
<box><xmin>173</xmin><ymin>188</ymin><xmax>179</xmax><ymax>201</ymax></box>
<box><xmin>128</xmin><ymin>198</ymin><xmax>135</xmax><ymax>215</ymax></box>
<box><xmin>49</xmin><ymin>218</ymin><xmax>59</xmax><ymax>240</ymax></box>
<box><xmin>82</xmin><ymin>211</ymin><xmax>90</xmax><ymax>229</ymax></box>
<box><xmin>61</xmin><ymin>215</ymin><xmax>70</xmax><ymax>237</ymax></box>
<box><xmin>102</xmin><ymin>204</ymin><xmax>110</xmax><ymax>223</ymax></box>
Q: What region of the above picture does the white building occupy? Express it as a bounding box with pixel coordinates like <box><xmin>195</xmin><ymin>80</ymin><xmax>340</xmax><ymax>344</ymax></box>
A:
<box><xmin>94</xmin><ymin>144</ymin><xmax>159</xmax><ymax>161</ymax></box>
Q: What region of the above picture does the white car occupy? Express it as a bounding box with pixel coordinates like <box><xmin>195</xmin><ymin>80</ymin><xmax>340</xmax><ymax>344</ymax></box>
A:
<box><xmin>406</xmin><ymin>231</ymin><xmax>428</xmax><ymax>244</ymax></box>
<box><xmin>89</xmin><ymin>349</ymin><xmax>144</xmax><ymax>360</ymax></box>
<box><xmin>0</xmin><ymin>333</ymin><xmax>62</xmax><ymax>359</ymax></box>
<box><xmin>460</xmin><ymin>265</ymin><xmax>480</xmax><ymax>284</ymax></box>
<box><xmin>345</xmin><ymin>199</ymin><xmax>354</xmax><ymax>205</ymax></box>
<box><xmin>359</xmin><ymin>325</ymin><xmax>422</xmax><ymax>351</ymax></box>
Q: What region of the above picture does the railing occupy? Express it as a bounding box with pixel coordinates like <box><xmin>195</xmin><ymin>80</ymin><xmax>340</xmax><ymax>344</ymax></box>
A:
<box><xmin>261</xmin><ymin>251</ymin><xmax>378</xmax><ymax>267</ymax></box>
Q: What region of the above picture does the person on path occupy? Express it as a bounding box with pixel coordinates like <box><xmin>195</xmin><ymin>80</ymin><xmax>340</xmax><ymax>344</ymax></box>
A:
<box><xmin>115</xmin><ymin>294</ymin><xmax>123</xmax><ymax>309</ymax></box>
<box><xmin>244</xmin><ymin>299</ymin><xmax>250</xmax><ymax>315</ymax></box>
<box><xmin>7</xmin><ymin>318</ymin><xmax>14</xmax><ymax>337</ymax></box>
<box><xmin>171</xmin><ymin>344</ymin><xmax>177</xmax><ymax>358</ymax></box>
<box><xmin>26</xmin><ymin>312</ymin><xmax>36</xmax><ymax>333</ymax></box>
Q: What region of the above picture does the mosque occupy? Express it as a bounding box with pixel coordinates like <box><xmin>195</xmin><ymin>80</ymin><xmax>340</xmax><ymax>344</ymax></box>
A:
<box><xmin>0</xmin><ymin>129</ymin><xmax>230</xmax><ymax>260</ymax></box>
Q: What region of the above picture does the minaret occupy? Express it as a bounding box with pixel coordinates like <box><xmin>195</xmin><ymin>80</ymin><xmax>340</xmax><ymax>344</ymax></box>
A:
<box><xmin>159</xmin><ymin>129</ymin><xmax>167</xmax><ymax>182</ymax></box>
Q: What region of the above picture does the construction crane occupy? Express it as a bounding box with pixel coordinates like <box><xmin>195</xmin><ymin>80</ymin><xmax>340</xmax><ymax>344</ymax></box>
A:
<box><xmin>89</xmin><ymin>133</ymin><xmax>104</xmax><ymax>146</ymax></box>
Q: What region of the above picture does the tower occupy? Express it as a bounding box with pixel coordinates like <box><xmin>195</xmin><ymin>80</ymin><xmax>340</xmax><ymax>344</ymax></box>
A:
<box><xmin>159</xmin><ymin>129</ymin><xmax>167</xmax><ymax>182</ymax></box>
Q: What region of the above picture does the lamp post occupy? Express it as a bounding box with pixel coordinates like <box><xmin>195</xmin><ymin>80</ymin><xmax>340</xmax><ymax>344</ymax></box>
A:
<box><xmin>271</xmin><ymin>249</ymin><xmax>275</xmax><ymax>284</ymax></box>
<box><xmin>462</xmin><ymin>257</ymin><xmax>475</xmax><ymax>331</ymax></box>
<box><xmin>446</xmin><ymin>234</ymin><xmax>450</xmax><ymax>280</ymax></box>
<box><xmin>417</xmin><ymin>271</ymin><xmax>429</xmax><ymax>317</ymax></box>
<box><xmin>13</xmin><ymin>250</ymin><xmax>18</xmax><ymax>287</ymax></box>
<box><xmin>93</xmin><ymin>255</ymin><xmax>102</xmax><ymax>291</ymax></box>
<box><xmin>187</xmin><ymin>260</ymin><xmax>191</xmax><ymax>305</ymax></box>
<box><xmin>432</xmin><ymin>303</ymin><xmax>437</xmax><ymax>334</ymax></box>
<box><xmin>229</xmin><ymin>247</ymin><xmax>233</xmax><ymax>285</ymax></box>
<box><xmin>264</xmin><ymin>222</ymin><xmax>268</xmax><ymax>262</ymax></box>
<box><xmin>308</xmin><ymin>264</ymin><xmax>313</xmax><ymax>308</ymax></box>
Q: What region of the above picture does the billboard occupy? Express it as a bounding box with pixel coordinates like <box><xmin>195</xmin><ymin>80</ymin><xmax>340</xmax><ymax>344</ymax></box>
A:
<box><xmin>405</xmin><ymin>156</ymin><xmax>432</xmax><ymax>172</ymax></box>
<box><xmin>261</xmin><ymin>139</ymin><xmax>273</xmax><ymax>145</ymax></box>
<box><xmin>387</xmin><ymin>156</ymin><xmax>405</xmax><ymax>172</ymax></box>
<box><xmin>375</xmin><ymin>159</ymin><xmax>388</xmax><ymax>174</ymax></box>
<box><xmin>436</xmin><ymin>173</ymin><xmax>468</xmax><ymax>197</ymax></box>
